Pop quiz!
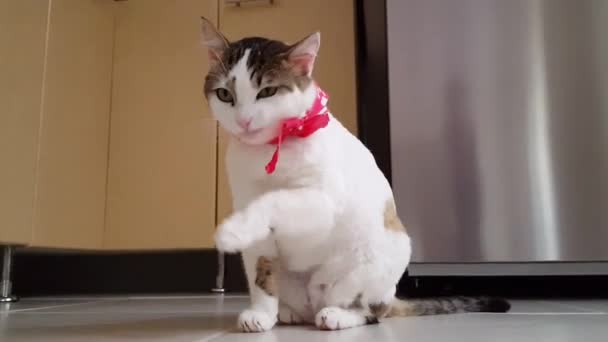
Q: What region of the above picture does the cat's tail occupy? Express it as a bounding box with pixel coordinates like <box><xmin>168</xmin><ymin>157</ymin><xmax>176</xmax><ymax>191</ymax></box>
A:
<box><xmin>388</xmin><ymin>296</ymin><xmax>511</xmax><ymax>317</ymax></box>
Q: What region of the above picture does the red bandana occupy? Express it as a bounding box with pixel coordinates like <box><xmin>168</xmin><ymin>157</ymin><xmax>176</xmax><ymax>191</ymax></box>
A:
<box><xmin>265</xmin><ymin>86</ymin><xmax>331</xmax><ymax>174</ymax></box>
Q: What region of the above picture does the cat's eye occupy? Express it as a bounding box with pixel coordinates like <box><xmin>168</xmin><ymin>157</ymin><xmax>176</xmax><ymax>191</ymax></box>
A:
<box><xmin>215</xmin><ymin>88</ymin><xmax>234</xmax><ymax>104</ymax></box>
<box><xmin>256</xmin><ymin>87</ymin><xmax>278</xmax><ymax>100</ymax></box>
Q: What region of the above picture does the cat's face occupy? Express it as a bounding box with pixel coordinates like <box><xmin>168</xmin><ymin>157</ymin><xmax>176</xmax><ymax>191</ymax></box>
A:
<box><xmin>201</xmin><ymin>18</ymin><xmax>320</xmax><ymax>145</ymax></box>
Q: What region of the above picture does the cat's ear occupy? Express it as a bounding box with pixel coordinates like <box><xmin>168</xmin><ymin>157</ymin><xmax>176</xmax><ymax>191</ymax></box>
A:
<box><xmin>287</xmin><ymin>32</ymin><xmax>320</xmax><ymax>76</ymax></box>
<box><xmin>200</xmin><ymin>17</ymin><xmax>229</xmax><ymax>66</ymax></box>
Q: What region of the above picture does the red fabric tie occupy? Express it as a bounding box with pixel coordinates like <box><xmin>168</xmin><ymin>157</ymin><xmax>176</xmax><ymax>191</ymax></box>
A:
<box><xmin>265</xmin><ymin>86</ymin><xmax>330</xmax><ymax>174</ymax></box>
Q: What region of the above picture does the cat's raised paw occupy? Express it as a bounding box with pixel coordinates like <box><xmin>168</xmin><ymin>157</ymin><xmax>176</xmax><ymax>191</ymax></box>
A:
<box><xmin>214</xmin><ymin>219</ymin><xmax>244</xmax><ymax>253</ymax></box>
<box><xmin>214</xmin><ymin>211</ymin><xmax>267</xmax><ymax>252</ymax></box>
<box><xmin>238</xmin><ymin>309</ymin><xmax>276</xmax><ymax>333</ymax></box>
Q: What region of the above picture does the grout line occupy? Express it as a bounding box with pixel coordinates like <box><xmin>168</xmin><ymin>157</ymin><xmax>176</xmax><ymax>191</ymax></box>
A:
<box><xmin>474</xmin><ymin>312</ymin><xmax>606</xmax><ymax>315</ymax></box>
<box><xmin>538</xmin><ymin>300</ymin><xmax>605</xmax><ymax>314</ymax></box>
<box><xmin>21</xmin><ymin>294</ymin><xmax>248</xmax><ymax>301</ymax></box>
<box><xmin>198</xmin><ymin>330</ymin><xmax>230</xmax><ymax>342</ymax></box>
<box><xmin>5</xmin><ymin>300</ymin><xmax>106</xmax><ymax>313</ymax></box>
<box><xmin>13</xmin><ymin>310</ymin><xmax>608</xmax><ymax>316</ymax></box>
<box><xmin>13</xmin><ymin>311</ymin><xmax>241</xmax><ymax>315</ymax></box>
<box><xmin>125</xmin><ymin>294</ymin><xmax>248</xmax><ymax>300</ymax></box>
<box><xmin>16</xmin><ymin>296</ymin><xmax>120</xmax><ymax>301</ymax></box>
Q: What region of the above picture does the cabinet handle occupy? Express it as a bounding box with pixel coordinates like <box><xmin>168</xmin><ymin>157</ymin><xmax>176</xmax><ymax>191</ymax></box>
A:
<box><xmin>225</xmin><ymin>0</ymin><xmax>274</xmax><ymax>7</ymax></box>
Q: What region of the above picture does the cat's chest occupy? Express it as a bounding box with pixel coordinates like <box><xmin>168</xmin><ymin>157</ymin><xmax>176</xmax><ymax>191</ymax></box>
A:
<box><xmin>228</xmin><ymin>137</ymin><xmax>329</xmax><ymax>192</ymax></box>
<box><xmin>277</xmin><ymin>238</ymin><xmax>328</xmax><ymax>272</ymax></box>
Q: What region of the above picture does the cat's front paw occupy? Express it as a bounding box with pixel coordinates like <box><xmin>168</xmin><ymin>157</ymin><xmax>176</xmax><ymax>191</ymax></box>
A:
<box><xmin>214</xmin><ymin>211</ymin><xmax>269</xmax><ymax>252</ymax></box>
<box><xmin>238</xmin><ymin>309</ymin><xmax>277</xmax><ymax>333</ymax></box>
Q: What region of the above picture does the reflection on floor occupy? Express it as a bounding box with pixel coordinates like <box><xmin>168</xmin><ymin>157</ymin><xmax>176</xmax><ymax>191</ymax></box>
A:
<box><xmin>1</xmin><ymin>295</ymin><xmax>608</xmax><ymax>341</ymax></box>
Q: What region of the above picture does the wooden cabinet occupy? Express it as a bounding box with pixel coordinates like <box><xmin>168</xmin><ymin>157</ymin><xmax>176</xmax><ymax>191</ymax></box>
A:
<box><xmin>0</xmin><ymin>0</ymin><xmax>114</xmax><ymax>249</ymax></box>
<box><xmin>217</xmin><ymin>0</ymin><xmax>358</xmax><ymax>221</ymax></box>
<box><xmin>104</xmin><ymin>0</ymin><xmax>219</xmax><ymax>249</ymax></box>
<box><xmin>31</xmin><ymin>0</ymin><xmax>114</xmax><ymax>249</ymax></box>
<box><xmin>0</xmin><ymin>0</ymin><xmax>357</xmax><ymax>250</ymax></box>
<box><xmin>0</xmin><ymin>1</ymin><xmax>50</xmax><ymax>245</ymax></box>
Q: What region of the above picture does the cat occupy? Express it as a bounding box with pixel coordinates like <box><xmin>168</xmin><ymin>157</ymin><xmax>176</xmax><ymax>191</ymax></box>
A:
<box><xmin>200</xmin><ymin>17</ymin><xmax>510</xmax><ymax>332</ymax></box>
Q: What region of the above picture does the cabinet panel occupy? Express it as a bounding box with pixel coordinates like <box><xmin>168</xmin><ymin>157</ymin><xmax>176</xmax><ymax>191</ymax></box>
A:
<box><xmin>0</xmin><ymin>1</ymin><xmax>49</xmax><ymax>244</ymax></box>
<box><xmin>105</xmin><ymin>0</ymin><xmax>218</xmax><ymax>249</ymax></box>
<box><xmin>217</xmin><ymin>0</ymin><xmax>358</xmax><ymax>221</ymax></box>
<box><xmin>30</xmin><ymin>0</ymin><xmax>114</xmax><ymax>249</ymax></box>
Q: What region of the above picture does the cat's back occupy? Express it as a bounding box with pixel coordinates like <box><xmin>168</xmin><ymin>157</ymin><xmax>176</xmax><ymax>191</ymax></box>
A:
<box><xmin>331</xmin><ymin>118</ymin><xmax>393</xmax><ymax>205</ymax></box>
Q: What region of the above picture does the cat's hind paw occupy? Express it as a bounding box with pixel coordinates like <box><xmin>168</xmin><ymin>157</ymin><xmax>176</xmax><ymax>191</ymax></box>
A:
<box><xmin>315</xmin><ymin>307</ymin><xmax>368</xmax><ymax>331</ymax></box>
<box><xmin>278</xmin><ymin>304</ymin><xmax>306</xmax><ymax>325</ymax></box>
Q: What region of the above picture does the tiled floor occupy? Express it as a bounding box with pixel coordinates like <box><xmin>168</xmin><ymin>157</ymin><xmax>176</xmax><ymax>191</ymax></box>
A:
<box><xmin>1</xmin><ymin>296</ymin><xmax>607</xmax><ymax>341</ymax></box>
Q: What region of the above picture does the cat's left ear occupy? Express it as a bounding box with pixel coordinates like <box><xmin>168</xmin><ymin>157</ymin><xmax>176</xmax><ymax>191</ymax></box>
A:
<box><xmin>287</xmin><ymin>32</ymin><xmax>320</xmax><ymax>76</ymax></box>
<box><xmin>200</xmin><ymin>17</ymin><xmax>229</xmax><ymax>66</ymax></box>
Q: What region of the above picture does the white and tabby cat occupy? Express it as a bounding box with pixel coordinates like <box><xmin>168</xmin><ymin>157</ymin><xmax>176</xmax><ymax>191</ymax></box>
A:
<box><xmin>200</xmin><ymin>18</ymin><xmax>509</xmax><ymax>332</ymax></box>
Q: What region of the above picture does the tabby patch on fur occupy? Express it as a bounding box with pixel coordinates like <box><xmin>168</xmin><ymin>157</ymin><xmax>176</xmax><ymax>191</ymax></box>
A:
<box><xmin>255</xmin><ymin>256</ymin><xmax>277</xmax><ymax>297</ymax></box>
<box><xmin>204</xmin><ymin>37</ymin><xmax>311</xmax><ymax>96</ymax></box>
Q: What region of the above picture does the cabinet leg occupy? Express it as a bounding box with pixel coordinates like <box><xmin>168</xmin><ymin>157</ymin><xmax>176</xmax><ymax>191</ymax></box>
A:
<box><xmin>0</xmin><ymin>245</ymin><xmax>18</xmax><ymax>303</ymax></box>
<box><xmin>211</xmin><ymin>251</ymin><xmax>225</xmax><ymax>294</ymax></box>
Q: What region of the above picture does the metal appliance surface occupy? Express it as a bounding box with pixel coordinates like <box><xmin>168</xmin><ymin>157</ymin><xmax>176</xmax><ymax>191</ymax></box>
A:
<box><xmin>387</xmin><ymin>0</ymin><xmax>608</xmax><ymax>271</ymax></box>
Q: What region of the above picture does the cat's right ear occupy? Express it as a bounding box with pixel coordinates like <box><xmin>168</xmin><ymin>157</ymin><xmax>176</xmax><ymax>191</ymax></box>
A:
<box><xmin>200</xmin><ymin>17</ymin><xmax>229</xmax><ymax>66</ymax></box>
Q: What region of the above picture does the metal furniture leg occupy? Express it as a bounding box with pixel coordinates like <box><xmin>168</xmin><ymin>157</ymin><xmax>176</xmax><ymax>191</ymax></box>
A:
<box><xmin>211</xmin><ymin>251</ymin><xmax>225</xmax><ymax>293</ymax></box>
<box><xmin>0</xmin><ymin>246</ymin><xmax>18</xmax><ymax>303</ymax></box>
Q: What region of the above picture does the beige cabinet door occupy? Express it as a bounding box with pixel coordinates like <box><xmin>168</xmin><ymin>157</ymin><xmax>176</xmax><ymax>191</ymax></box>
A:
<box><xmin>217</xmin><ymin>0</ymin><xmax>358</xmax><ymax>221</ymax></box>
<box><xmin>105</xmin><ymin>0</ymin><xmax>219</xmax><ymax>249</ymax></box>
<box><xmin>0</xmin><ymin>1</ymin><xmax>50</xmax><ymax>245</ymax></box>
<box><xmin>29</xmin><ymin>0</ymin><xmax>114</xmax><ymax>249</ymax></box>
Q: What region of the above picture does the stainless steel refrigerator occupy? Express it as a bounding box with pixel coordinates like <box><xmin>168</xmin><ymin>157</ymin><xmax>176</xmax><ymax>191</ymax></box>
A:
<box><xmin>387</xmin><ymin>0</ymin><xmax>608</xmax><ymax>275</ymax></box>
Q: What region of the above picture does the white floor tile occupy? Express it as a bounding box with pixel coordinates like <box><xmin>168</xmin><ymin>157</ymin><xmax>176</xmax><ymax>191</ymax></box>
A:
<box><xmin>1</xmin><ymin>296</ymin><xmax>607</xmax><ymax>342</ymax></box>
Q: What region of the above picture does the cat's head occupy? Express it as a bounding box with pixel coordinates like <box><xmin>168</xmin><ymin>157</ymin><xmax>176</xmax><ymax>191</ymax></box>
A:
<box><xmin>201</xmin><ymin>17</ymin><xmax>320</xmax><ymax>145</ymax></box>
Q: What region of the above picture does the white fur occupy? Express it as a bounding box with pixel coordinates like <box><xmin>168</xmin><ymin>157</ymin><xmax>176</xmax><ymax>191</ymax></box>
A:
<box><xmin>208</xmin><ymin>49</ymin><xmax>411</xmax><ymax>332</ymax></box>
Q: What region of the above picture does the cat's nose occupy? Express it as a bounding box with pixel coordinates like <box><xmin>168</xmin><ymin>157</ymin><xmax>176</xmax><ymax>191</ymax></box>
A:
<box><xmin>236</xmin><ymin>117</ymin><xmax>252</xmax><ymax>130</ymax></box>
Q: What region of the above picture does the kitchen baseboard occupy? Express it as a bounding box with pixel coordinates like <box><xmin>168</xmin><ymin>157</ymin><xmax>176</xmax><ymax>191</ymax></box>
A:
<box><xmin>5</xmin><ymin>249</ymin><xmax>608</xmax><ymax>298</ymax></box>
<box><xmin>10</xmin><ymin>249</ymin><xmax>247</xmax><ymax>296</ymax></box>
